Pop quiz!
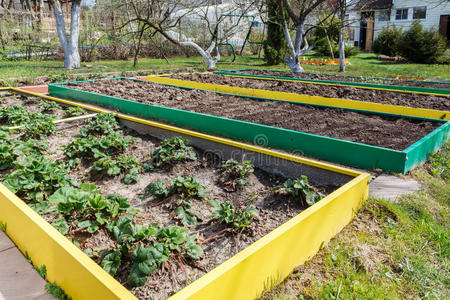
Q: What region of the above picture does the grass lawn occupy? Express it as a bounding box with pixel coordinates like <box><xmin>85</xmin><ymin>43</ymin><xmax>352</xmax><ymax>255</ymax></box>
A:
<box><xmin>1</xmin><ymin>52</ymin><xmax>449</xmax><ymax>83</ymax></box>
<box><xmin>262</xmin><ymin>143</ymin><xmax>449</xmax><ymax>300</ymax></box>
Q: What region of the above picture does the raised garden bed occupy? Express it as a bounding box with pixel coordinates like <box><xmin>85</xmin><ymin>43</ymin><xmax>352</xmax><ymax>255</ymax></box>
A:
<box><xmin>0</xmin><ymin>87</ymin><xmax>369</xmax><ymax>300</ymax></box>
<box><xmin>214</xmin><ymin>69</ymin><xmax>450</xmax><ymax>95</ymax></box>
<box><xmin>49</xmin><ymin>79</ymin><xmax>449</xmax><ymax>173</ymax></box>
<box><xmin>169</xmin><ymin>73</ymin><xmax>450</xmax><ymax>111</ymax></box>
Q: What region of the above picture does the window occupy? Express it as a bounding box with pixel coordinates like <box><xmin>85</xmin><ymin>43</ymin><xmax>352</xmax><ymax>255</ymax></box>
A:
<box><xmin>413</xmin><ymin>6</ymin><xmax>426</xmax><ymax>19</ymax></box>
<box><xmin>378</xmin><ymin>10</ymin><xmax>390</xmax><ymax>21</ymax></box>
<box><xmin>396</xmin><ymin>8</ymin><xmax>408</xmax><ymax>20</ymax></box>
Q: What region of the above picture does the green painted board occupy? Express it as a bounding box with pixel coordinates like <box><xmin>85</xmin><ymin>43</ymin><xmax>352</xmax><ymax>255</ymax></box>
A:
<box><xmin>48</xmin><ymin>80</ymin><xmax>449</xmax><ymax>174</ymax></box>
<box><xmin>217</xmin><ymin>68</ymin><xmax>450</xmax><ymax>86</ymax></box>
<box><xmin>214</xmin><ymin>69</ymin><xmax>450</xmax><ymax>95</ymax></box>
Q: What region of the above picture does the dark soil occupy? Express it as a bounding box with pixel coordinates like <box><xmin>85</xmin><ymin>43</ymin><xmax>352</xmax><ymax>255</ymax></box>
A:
<box><xmin>27</xmin><ymin>116</ymin><xmax>337</xmax><ymax>299</ymax></box>
<box><xmin>170</xmin><ymin>73</ymin><xmax>450</xmax><ymax>111</ymax></box>
<box><xmin>69</xmin><ymin>79</ymin><xmax>442</xmax><ymax>151</ymax></box>
<box><xmin>238</xmin><ymin>70</ymin><xmax>450</xmax><ymax>90</ymax></box>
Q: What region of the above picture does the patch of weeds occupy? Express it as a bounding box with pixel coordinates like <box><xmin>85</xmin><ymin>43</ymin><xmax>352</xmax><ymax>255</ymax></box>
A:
<box><xmin>427</xmin><ymin>145</ymin><xmax>449</xmax><ymax>180</ymax></box>
<box><xmin>45</xmin><ymin>282</ymin><xmax>71</xmax><ymax>300</ymax></box>
<box><xmin>0</xmin><ymin>221</ymin><xmax>6</xmax><ymax>232</ymax></box>
<box><xmin>64</xmin><ymin>106</ymin><xmax>85</xmax><ymax>117</ymax></box>
<box><xmin>24</xmin><ymin>251</ymin><xmax>47</xmax><ymax>278</ymax></box>
<box><xmin>0</xmin><ymin>79</ymin><xmax>17</xmax><ymax>87</ymax></box>
<box><xmin>75</xmin><ymin>75</ymin><xmax>86</xmax><ymax>81</ymax></box>
<box><xmin>219</xmin><ymin>159</ymin><xmax>254</xmax><ymax>191</ymax></box>
<box><xmin>47</xmin><ymin>74</ymin><xmax>70</xmax><ymax>83</ymax></box>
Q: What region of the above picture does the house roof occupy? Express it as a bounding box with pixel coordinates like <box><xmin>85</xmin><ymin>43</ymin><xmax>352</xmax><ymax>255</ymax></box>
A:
<box><xmin>353</xmin><ymin>0</ymin><xmax>393</xmax><ymax>11</ymax></box>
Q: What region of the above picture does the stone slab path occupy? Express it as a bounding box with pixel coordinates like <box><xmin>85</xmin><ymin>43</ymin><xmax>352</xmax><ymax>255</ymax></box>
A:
<box><xmin>0</xmin><ymin>232</ymin><xmax>54</xmax><ymax>300</ymax></box>
<box><xmin>369</xmin><ymin>174</ymin><xmax>422</xmax><ymax>201</ymax></box>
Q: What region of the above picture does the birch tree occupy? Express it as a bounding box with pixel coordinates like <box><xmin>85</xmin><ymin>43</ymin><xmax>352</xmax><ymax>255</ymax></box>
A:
<box><xmin>48</xmin><ymin>0</ymin><xmax>82</xmax><ymax>69</ymax></box>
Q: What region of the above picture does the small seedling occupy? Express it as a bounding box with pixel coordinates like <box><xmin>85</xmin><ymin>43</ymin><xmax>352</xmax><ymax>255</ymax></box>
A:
<box><xmin>45</xmin><ymin>282</ymin><xmax>71</xmax><ymax>300</ymax></box>
<box><xmin>0</xmin><ymin>221</ymin><xmax>7</xmax><ymax>232</ymax></box>
<box><xmin>219</xmin><ymin>159</ymin><xmax>254</xmax><ymax>191</ymax></box>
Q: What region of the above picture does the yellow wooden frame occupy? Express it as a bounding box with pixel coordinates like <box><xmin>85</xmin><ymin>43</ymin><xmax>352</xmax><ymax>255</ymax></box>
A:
<box><xmin>0</xmin><ymin>88</ymin><xmax>369</xmax><ymax>300</ymax></box>
<box><xmin>145</xmin><ymin>76</ymin><xmax>449</xmax><ymax>121</ymax></box>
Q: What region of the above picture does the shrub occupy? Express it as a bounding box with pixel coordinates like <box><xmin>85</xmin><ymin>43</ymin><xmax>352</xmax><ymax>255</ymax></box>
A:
<box><xmin>263</xmin><ymin>0</ymin><xmax>286</xmax><ymax>65</ymax></box>
<box><xmin>373</xmin><ymin>25</ymin><xmax>402</xmax><ymax>57</ymax></box>
<box><xmin>344</xmin><ymin>45</ymin><xmax>360</xmax><ymax>57</ymax></box>
<box><xmin>398</xmin><ymin>21</ymin><xmax>446</xmax><ymax>63</ymax></box>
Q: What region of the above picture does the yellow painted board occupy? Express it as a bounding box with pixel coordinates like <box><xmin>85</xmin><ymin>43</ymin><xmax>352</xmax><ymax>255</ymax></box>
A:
<box><xmin>146</xmin><ymin>76</ymin><xmax>450</xmax><ymax>121</ymax></box>
<box><xmin>0</xmin><ymin>184</ymin><xmax>137</xmax><ymax>300</ymax></box>
<box><xmin>220</xmin><ymin>74</ymin><xmax>449</xmax><ymax>97</ymax></box>
<box><xmin>1</xmin><ymin>87</ymin><xmax>369</xmax><ymax>300</ymax></box>
<box><xmin>171</xmin><ymin>173</ymin><xmax>369</xmax><ymax>299</ymax></box>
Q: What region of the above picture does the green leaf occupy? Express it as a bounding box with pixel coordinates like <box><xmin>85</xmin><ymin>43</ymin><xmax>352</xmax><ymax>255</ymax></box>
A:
<box><xmin>52</xmin><ymin>217</ymin><xmax>69</xmax><ymax>235</ymax></box>
<box><xmin>101</xmin><ymin>250</ymin><xmax>122</xmax><ymax>276</ymax></box>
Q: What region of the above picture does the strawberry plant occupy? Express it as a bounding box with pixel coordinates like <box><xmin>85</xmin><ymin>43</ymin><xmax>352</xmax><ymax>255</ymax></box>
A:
<box><xmin>156</xmin><ymin>226</ymin><xmax>203</xmax><ymax>260</ymax></box>
<box><xmin>209</xmin><ymin>200</ymin><xmax>259</xmax><ymax>231</ymax></box>
<box><xmin>64</xmin><ymin>106</ymin><xmax>86</xmax><ymax>117</ymax></box>
<box><xmin>170</xmin><ymin>176</ymin><xmax>206</xmax><ymax>199</ymax></box>
<box><xmin>141</xmin><ymin>177</ymin><xmax>205</xmax><ymax>226</ymax></box>
<box><xmin>78</xmin><ymin>113</ymin><xmax>120</xmax><ymax>137</ymax></box>
<box><xmin>127</xmin><ymin>243</ymin><xmax>169</xmax><ymax>287</ymax></box>
<box><xmin>91</xmin><ymin>155</ymin><xmax>142</xmax><ymax>184</ymax></box>
<box><xmin>64</xmin><ymin>132</ymin><xmax>137</xmax><ymax>162</ymax></box>
<box><xmin>37</xmin><ymin>100</ymin><xmax>61</xmax><ymax>113</ymax></box>
<box><xmin>142</xmin><ymin>177</ymin><xmax>206</xmax><ymax>200</ymax></box>
<box><xmin>0</xmin><ymin>104</ymin><xmax>30</xmax><ymax>125</ymax></box>
<box><xmin>278</xmin><ymin>176</ymin><xmax>325</xmax><ymax>206</ymax></box>
<box><xmin>48</xmin><ymin>184</ymin><xmax>133</xmax><ymax>235</ymax></box>
<box><xmin>174</xmin><ymin>198</ymin><xmax>202</xmax><ymax>226</ymax></box>
<box><xmin>22</xmin><ymin>113</ymin><xmax>57</xmax><ymax>139</ymax></box>
<box><xmin>143</xmin><ymin>180</ymin><xmax>170</xmax><ymax>198</ymax></box>
<box><xmin>219</xmin><ymin>159</ymin><xmax>254</xmax><ymax>191</ymax></box>
<box><xmin>2</xmin><ymin>155</ymin><xmax>76</xmax><ymax>201</ymax></box>
<box><xmin>148</xmin><ymin>137</ymin><xmax>197</xmax><ymax>168</ymax></box>
<box><xmin>0</xmin><ymin>137</ymin><xmax>47</xmax><ymax>170</ymax></box>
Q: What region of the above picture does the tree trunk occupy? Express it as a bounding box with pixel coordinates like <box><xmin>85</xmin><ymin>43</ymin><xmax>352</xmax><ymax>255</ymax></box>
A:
<box><xmin>339</xmin><ymin>7</ymin><xmax>346</xmax><ymax>72</ymax></box>
<box><xmin>133</xmin><ymin>24</ymin><xmax>145</xmax><ymax>67</ymax></box>
<box><xmin>179</xmin><ymin>41</ymin><xmax>219</xmax><ymax>70</ymax></box>
<box><xmin>282</xmin><ymin>22</ymin><xmax>305</xmax><ymax>73</ymax></box>
<box><xmin>51</xmin><ymin>0</ymin><xmax>81</xmax><ymax>69</ymax></box>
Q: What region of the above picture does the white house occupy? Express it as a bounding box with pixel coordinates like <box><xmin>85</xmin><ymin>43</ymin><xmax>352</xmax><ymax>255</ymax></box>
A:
<box><xmin>349</xmin><ymin>0</ymin><xmax>450</xmax><ymax>51</ymax></box>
